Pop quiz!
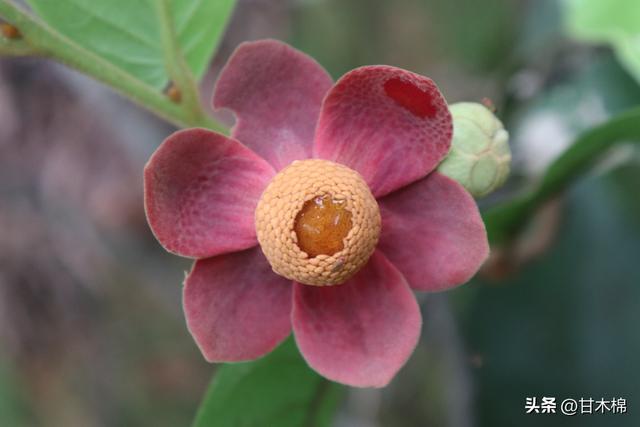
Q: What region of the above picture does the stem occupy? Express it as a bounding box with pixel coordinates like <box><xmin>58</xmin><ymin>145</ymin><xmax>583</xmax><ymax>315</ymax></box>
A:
<box><xmin>0</xmin><ymin>33</ymin><xmax>38</xmax><ymax>55</ymax></box>
<box><xmin>483</xmin><ymin>107</ymin><xmax>640</xmax><ymax>245</ymax></box>
<box><xmin>154</xmin><ymin>0</ymin><xmax>203</xmax><ymax>124</ymax></box>
<box><xmin>303</xmin><ymin>379</ymin><xmax>332</xmax><ymax>427</ymax></box>
<box><xmin>0</xmin><ymin>0</ymin><xmax>226</xmax><ymax>132</ymax></box>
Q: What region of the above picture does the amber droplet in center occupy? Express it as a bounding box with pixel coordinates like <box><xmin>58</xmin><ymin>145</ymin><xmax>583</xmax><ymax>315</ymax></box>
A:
<box><xmin>294</xmin><ymin>195</ymin><xmax>353</xmax><ymax>257</ymax></box>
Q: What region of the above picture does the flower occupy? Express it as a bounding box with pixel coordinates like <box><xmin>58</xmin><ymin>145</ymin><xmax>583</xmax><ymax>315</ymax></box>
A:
<box><xmin>144</xmin><ymin>39</ymin><xmax>489</xmax><ymax>388</ymax></box>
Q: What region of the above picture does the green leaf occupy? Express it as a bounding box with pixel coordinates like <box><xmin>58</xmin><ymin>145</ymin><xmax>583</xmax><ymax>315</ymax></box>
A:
<box><xmin>565</xmin><ymin>0</ymin><xmax>640</xmax><ymax>83</ymax></box>
<box><xmin>25</xmin><ymin>0</ymin><xmax>236</xmax><ymax>88</ymax></box>
<box><xmin>172</xmin><ymin>0</ymin><xmax>235</xmax><ymax>84</ymax></box>
<box><xmin>483</xmin><ymin>106</ymin><xmax>640</xmax><ymax>245</ymax></box>
<box><xmin>192</xmin><ymin>337</ymin><xmax>342</xmax><ymax>427</ymax></box>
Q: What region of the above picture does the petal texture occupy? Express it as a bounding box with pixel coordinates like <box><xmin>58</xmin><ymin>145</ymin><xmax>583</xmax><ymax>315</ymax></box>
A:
<box><xmin>292</xmin><ymin>251</ymin><xmax>421</xmax><ymax>388</ymax></box>
<box><xmin>144</xmin><ymin>128</ymin><xmax>274</xmax><ymax>258</ymax></box>
<box><xmin>377</xmin><ymin>172</ymin><xmax>489</xmax><ymax>292</ymax></box>
<box><xmin>314</xmin><ymin>66</ymin><xmax>452</xmax><ymax>197</ymax></box>
<box><xmin>213</xmin><ymin>39</ymin><xmax>333</xmax><ymax>170</ymax></box>
<box><xmin>184</xmin><ymin>247</ymin><xmax>293</xmax><ymax>362</ymax></box>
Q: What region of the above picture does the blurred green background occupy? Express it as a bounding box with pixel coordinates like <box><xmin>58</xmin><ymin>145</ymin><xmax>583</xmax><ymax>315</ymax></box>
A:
<box><xmin>1</xmin><ymin>0</ymin><xmax>639</xmax><ymax>426</ymax></box>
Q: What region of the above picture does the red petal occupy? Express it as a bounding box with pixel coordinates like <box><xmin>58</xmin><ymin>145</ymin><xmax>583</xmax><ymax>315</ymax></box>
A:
<box><xmin>292</xmin><ymin>251</ymin><xmax>421</xmax><ymax>387</ymax></box>
<box><xmin>144</xmin><ymin>129</ymin><xmax>274</xmax><ymax>258</ymax></box>
<box><xmin>314</xmin><ymin>66</ymin><xmax>452</xmax><ymax>197</ymax></box>
<box><xmin>213</xmin><ymin>39</ymin><xmax>333</xmax><ymax>170</ymax></box>
<box><xmin>184</xmin><ymin>247</ymin><xmax>293</xmax><ymax>362</ymax></box>
<box><xmin>378</xmin><ymin>172</ymin><xmax>489</xmax><ymax>292</ymax></box>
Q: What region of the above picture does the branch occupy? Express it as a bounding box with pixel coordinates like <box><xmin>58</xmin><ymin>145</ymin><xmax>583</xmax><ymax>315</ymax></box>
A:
<box><xmin>155</xmin><ymin>0</ymin><xmax>203</xmax><ymax>124</ymax></box>
<box><xmin>0</xmin><ymin>33</ymin><xmax>38</xmax><ymax>55</ymax></box>
<box><xmin>0</xmin><ymin>0</ymin><xmax>225</xmax><ymax>132</ymax></box>
<box><xmin>484</xmin><ymin>106</ymin><xmax>640</xmax><ymax>245</ymax></box>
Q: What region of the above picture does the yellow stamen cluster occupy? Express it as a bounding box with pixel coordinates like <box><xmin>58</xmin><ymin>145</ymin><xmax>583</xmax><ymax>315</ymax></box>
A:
<box><xmin>255</xmin><ymin>159</ymin><xmax>380</xmax><ymax>286</ymax></box>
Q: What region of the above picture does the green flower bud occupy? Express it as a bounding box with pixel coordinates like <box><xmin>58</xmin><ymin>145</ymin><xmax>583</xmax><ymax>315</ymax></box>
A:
<box><xmin>438</xmin><ymin>102</ymin><xmax>511</xmax><ymax>198</ymax></box>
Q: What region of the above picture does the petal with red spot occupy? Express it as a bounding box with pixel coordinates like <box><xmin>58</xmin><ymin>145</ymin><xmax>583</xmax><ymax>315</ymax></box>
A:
<box><xmin>314</xmin><ymin>66</ymin><xmax>452</xmax><ymax>197</ymax></box>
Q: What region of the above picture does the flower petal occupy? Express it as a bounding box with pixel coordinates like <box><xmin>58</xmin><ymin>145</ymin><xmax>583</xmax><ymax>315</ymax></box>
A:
<box><xmin>184</xmin><ymin>247</ymin><xmax>293</xmax><ymax>362</ymax></box>
<box><xmin>314</xmin><ymin>66</ymin><xmax>452</xmax><ymax>197</ymax></box>
<box><xmin>213</xmin><ymin>39</ymin><xmax>333</xmax><ymax>170</ymax></box>
<box><xmin>377</xmin><ymin>172</ymin><xmax>489</xmax><ymax>292</ymax></box>
<box><xmin>144</xmin><ymin>128</ymin><xmax>274</xmax><ymax>258</ymax></box>
<box><xmin>292</xmin><ymin>251</ymin><xmax>421</xmax><ymax>388</ymax></box>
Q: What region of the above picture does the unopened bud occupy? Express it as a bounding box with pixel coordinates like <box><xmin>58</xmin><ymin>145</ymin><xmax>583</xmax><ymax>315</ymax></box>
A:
<box><xmin>438</xmin><ymin>102</ymin><xmax>511</xmax><ymax>198</ymax></box>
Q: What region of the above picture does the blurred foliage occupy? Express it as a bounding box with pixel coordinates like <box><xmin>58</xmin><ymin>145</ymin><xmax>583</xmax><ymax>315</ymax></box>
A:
<box><xmin>0</xmin><ymin>360</ymin><xmax>32</xmax><ymax>426</ymax></box>
<box><xmin>422</xmin><ymin>0</ymin><xmax>517</xmax><ymax>72</ymax></box>
<box><xmin>465</xmin><ymin>2</ymin><xmax>640</xmax><ymax>425</ymax></box>
<box><xmin>511</xmin><ymin>54</ymin><xmax>640</xmax><ymax>137</ymax></box>
<box><xmin>291</xmin><ymin>0</ymin><xmax>391</xmax><ymax>77</ymax></box>
<box><xmin>565</xmin><ymin>0</ymin><xmax>640</xmax><ymax>84</ymax></box>
<box><xmin>484</xmin><ymin>105</ymin><xmax>640</xmax><ymax>245</ymax></box>
<box><xmin>462</xmin><ymin>172</ymin><xmax>640</xmax><ymax>427</ymax></box>
<box><xmin>290</xmin><ymin>0</ymin><xmax>518</xmax><ymax>79</ymax></box>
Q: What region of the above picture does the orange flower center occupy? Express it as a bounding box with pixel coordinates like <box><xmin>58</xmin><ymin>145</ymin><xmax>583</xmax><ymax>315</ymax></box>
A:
<box><xmin>294</xmin><ymin>195</ymin><xmax>353</xmax><ymax>257</ymax></box>
<box><xmin>254</xmin><ymin>159</ymin><xmax>380</xmax><ymax>286</ymax></box>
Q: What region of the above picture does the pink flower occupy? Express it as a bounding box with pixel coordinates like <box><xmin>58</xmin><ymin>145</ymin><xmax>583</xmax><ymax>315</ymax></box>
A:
<box><xmin>144</xmin><ymin>40</ymin><xmax>489</xmax><ymax>388</ymax></box>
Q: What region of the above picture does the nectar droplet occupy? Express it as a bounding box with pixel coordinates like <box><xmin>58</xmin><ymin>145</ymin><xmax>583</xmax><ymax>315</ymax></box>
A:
<box><xmin>294</xmin><ymin>195</ymin><xmax>353</xmax><ymax>257</ymax></box>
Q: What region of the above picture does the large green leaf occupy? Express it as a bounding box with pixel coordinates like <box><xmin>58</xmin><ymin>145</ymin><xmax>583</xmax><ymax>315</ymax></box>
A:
<box><xmin>483</xmin><ymin>106</ymin><xmax>640</xmax><ymax>245</ymax></box>
<box><xmin>25</xmin><ymin>0</ymin><xmax>236</xmax><ymax>88</ymax></box>
<box><xmin>565</xmin><ymin>0</ymin><xmax>640</xmax><ymax>83</ymax></box>
<box><xmin>192</xmin><ymin>337</ymin><xmax>342</xmax><ymax>427</ymax></box>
